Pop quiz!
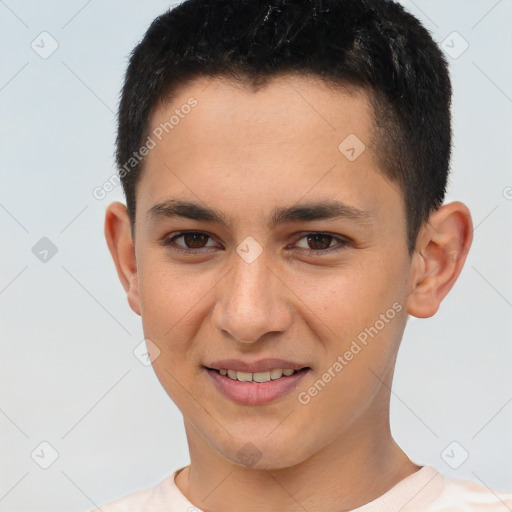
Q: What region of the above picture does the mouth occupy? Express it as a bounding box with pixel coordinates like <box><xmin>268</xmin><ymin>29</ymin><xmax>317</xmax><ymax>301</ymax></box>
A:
<box><xmin>205</xmin><ymin>366</ymin><xmax>309</xmax><ymax>382</ymax></box>
<box><xmin>204</xmin><ymin>365</ymin><xmax>311</xmax><ymax>405</ymax></box>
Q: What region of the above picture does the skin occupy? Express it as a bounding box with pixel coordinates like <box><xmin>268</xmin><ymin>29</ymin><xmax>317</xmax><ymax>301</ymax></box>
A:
<box><xmin>104</xmin><ymin>75</ymin><xmax>473</xmax><ymax>512</ymax></box>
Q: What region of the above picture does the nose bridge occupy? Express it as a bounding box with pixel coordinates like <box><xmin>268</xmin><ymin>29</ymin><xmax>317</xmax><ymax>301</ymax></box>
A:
<box><xmin>213</xmin><ymin>248</ymin><xmax>291</xmax><ymax>343</ymax></box>
<box><xmin>232</xmin><ymin>250</ymin><xmax>271</xmax><ymax>306</ymax></box>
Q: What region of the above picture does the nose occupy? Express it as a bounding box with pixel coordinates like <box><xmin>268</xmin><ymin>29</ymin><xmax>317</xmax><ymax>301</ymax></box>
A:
<box><xmin>212</xmin><ymin>249</ymin><xmax>293</xmax><ymax>344</ymax></box>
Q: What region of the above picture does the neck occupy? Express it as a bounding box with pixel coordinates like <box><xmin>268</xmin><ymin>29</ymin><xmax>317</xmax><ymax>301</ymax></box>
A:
<box><xmin>175</xmin><ymin>404</ymin><xmax>420</xmax><ymax>512</ymax></box>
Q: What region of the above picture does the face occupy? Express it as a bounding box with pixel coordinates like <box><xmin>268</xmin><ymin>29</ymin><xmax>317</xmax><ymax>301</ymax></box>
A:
<box><xmin>124</xmin><ymin>75</ymin><xmax>416</xmax><ymax>469</ymax></box>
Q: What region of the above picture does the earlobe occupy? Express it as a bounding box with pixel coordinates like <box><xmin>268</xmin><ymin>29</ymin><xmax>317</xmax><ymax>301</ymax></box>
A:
<box><xmin>104</xmin><ymin>201</ymin><xmax>141</xmax><ymax>316</ymax></box>
<box><xmin>406</xmin><ymin>201</ymin><xmax>473</xmax><ymax>319</ymax></box>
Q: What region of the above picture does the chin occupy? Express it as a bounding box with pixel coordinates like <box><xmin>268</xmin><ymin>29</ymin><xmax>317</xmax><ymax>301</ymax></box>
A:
<box><xmin>218</xmin><ymin>436</ymin><xmax>312</xmax><ymax>472</ymax></box>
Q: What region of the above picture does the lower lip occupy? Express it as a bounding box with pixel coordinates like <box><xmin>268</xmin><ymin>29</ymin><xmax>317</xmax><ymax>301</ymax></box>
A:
<box><xmin>205</xmin><ymin>368</ymin><xmax>310</xmax><ymax>405</ymax></box>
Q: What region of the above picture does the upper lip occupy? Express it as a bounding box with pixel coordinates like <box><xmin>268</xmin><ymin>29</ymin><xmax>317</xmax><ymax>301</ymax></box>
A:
<box><xmin>205</xmin><ymin>358</ymin><xmax>310</xmax><ymax>373</ymax></box>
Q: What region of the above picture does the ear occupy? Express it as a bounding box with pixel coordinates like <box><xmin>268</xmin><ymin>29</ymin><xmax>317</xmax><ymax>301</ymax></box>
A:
<box><xmin>104</xmin><ymin>201</ymin><xmax>141</xmax><ymax>316</ymax></box>
<box><xmin>406</xmin><ymin>201</ymin><xmax>473</xmax><ymax>318</ymax></box>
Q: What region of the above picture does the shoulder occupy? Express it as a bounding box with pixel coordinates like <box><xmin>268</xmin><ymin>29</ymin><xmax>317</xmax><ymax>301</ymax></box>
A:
<box><xmin>88</xmin><ymin>473</ymin><xmax>178</xmax><ymax>512</ymax></box>
<box><xmin>433</xmin><ymin>471</ymin><xmax>512</xmax><ymax>510</ymax></box>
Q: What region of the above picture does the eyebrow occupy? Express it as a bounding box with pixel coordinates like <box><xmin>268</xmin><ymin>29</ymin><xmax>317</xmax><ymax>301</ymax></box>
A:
<box><xmin>146</xmin><ymin>198</ymin><xmax>373</xmax><ymax>228</ymax></box>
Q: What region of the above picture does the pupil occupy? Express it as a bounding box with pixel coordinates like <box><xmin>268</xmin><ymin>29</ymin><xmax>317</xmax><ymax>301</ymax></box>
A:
<box><xmin>307</xmin><ymin>234</ymin><xmax>331</xmax><ymax>250</ymax></box>
<box><xmin>185</xmin><ymin>233</ymin><xmax>207</xmax><ymax>248</ymax></box>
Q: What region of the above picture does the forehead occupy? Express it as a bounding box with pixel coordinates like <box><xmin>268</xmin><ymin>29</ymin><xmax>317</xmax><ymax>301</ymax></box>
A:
<box><xmin>137</xmin><ymin>74</ymin><xmax>403</xmax><ymax>233</ymax></box>
<box><xmin>149</xmin><ymin>74</ymin><xmax>375</xmax><ymax>149</ymax></box>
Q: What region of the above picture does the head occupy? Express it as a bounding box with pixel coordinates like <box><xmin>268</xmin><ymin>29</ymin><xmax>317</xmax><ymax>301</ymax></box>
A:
<box><xmin>105</xmin><ymin>0</ymin><xmax>472</xmax><ymax>470</ymax></box>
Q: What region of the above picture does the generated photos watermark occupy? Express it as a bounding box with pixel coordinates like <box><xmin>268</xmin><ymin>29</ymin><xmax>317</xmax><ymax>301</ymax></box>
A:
<box><xmin>297</xmin><ymin>301</ymin><xmax>403</xmax><ymax>405</ymax></box>
<box><xmin>92</xmin><ymin>97</ymin><xmax>198</xmax><ymax>200</ymax></box>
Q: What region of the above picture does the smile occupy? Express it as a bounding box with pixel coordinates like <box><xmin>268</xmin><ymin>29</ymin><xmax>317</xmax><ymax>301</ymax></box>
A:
<box><xmin>205</xmin><ymin>366</ymin><xmax>310</xmax><ymax>405</ymax></box>
<box><xmin>212</xmin><ymin>367</ymin><xmax>298</xmax><ymax>382</ymax></box>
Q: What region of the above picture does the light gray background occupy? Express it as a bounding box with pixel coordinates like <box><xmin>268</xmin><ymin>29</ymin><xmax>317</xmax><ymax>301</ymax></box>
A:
<box><xmin>1</xmin><ymin>1</ymin><xmax>511</xmax><ymax>510</ymax></box>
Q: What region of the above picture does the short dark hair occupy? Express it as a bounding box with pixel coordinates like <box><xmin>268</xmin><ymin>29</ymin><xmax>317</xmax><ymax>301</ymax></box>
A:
<box><xmin>116</xmin><ymin>0</ymin><xmax>452</xmax><ymax>254</ymax></box>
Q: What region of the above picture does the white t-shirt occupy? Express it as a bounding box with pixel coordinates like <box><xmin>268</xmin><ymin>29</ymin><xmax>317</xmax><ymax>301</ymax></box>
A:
<box><xmin>91</xmin><ymin>464</ymin><xmax>512</xmax><ymax>511</ymax></box>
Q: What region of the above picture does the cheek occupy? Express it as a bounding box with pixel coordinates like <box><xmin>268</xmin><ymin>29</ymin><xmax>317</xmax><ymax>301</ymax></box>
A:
<box><xmin>137</xmin><ymin>253</ymin><xmax>216</xmax><ymax>337</ymax></box>
<box><xmin>137</xmin><ymin>258</ymin><xmax>212</xmax><ymax>404</ymax></box>
<box><xmin>295</xmin><ymin>261</ymin><xmax>391</xmax><ymax>327</ymax></box>
<box><xmin>293</xmin><ymin>256</ymin><xmax>407</xmax><ymax>357</ymax></box>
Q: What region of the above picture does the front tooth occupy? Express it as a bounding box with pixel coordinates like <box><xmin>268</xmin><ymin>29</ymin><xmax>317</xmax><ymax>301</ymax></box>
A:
<box><xmin>223</xmin><ymin>368</ymin><xmax>296</xmax><ymax>381</ymax></box>
<box><xmin>237</xmin><ymin>371</ymin><xmax>252</xmax><ymax>382</ymax></box>
<box><xmin>270</xmin><ymin>369</ymin><xmax>283</xmax><ymax>379</ymax></box>
<box><xmin>253</xmin><ymin>371</ymin><xmax>271</xmax><ymax>383</ymax></box>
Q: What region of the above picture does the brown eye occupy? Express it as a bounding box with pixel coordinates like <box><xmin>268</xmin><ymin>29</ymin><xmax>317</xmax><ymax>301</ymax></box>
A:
<box><xmin>180</xmin><ymin>232</ymin><xmax>210</xmax><ymax>249</ymax></box>
<box><xmin>294</xmin><ymin>232</ymin><xmax>350</xmax><ymax>254</ymax></box>
<box><xmin>164</xmin><ymin>231</ymin><xmax>218</xmax><ymax>252</ymax></box>
<box><xmin>306</xmin><ymin>234</ymin><xmax>334</xmax><ymax>250</ymax></box>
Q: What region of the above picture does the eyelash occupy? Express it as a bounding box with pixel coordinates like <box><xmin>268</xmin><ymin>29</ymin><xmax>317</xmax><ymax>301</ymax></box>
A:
<box><xmin>162</xmin><ymin>231</ymin><xmax>351</xmax><ymax>256</ymax></box>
